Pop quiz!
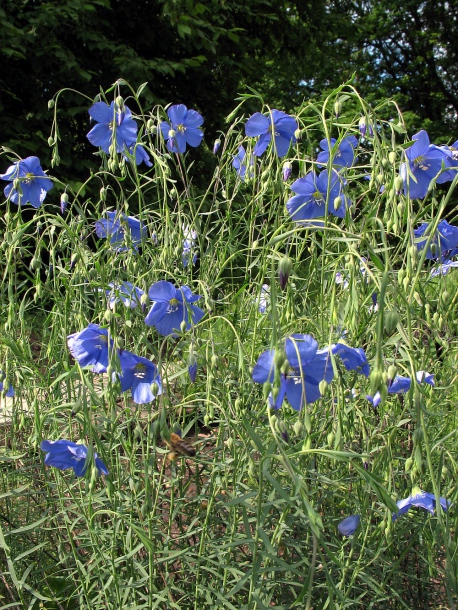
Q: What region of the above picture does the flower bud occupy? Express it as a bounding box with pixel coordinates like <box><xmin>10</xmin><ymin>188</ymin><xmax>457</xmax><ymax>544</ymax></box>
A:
<box><xmin>168</xmin><ymin>129</ymin><xmax>176</xmax><ymax>139</ymax></box>
<box><xmin>274</xmin><ymin>349</ymin><xmax>287</xmax><ymax>369</ymax></box>
<box><xmin>48</xmin><ymin>136</ymin><xmax>54</xmax><ymax>146</ymax></box>
<box><xmin>212</xmin><ymin>139</ymin><xmax>221</xmax><ymax>154</ymax></box>
<box><xmin>104</xmin><ymin>309</ymin><xmax>112</xmax><ymax>322</ymax></box>
<box><xmin>405</xmin><ymin>456</ymin><xmax>413</xmax><ymax>473</ymax></box>
<box><xmin>282</xmin><ymin>162</ymin><xmax>292</xmax><ymax>182</ymax></box>
<box><xmin>115</xmin><ymin>96</ymin><xmax>124</xmax><ymax>108</ymax></box>
<box><xmin>294</xmin><ymin>128</ymin><xmax>302</xmax><ymax>140</ymax></box>
<box><xmin>263</xmin><ymin>381</ymin><xmax>271</xmax><ymax>400</ymax></box>
<box><xmin>384</xmin><ymin>310</ymin><xmax>399</xmax><ymax>335</ymax></box>
<box><xmin>70</xmin><ymin>253</ymin><xmax>78</xmax><ymax>270</ymax></box>
<box><xmin>387</xmin><ymin>364</ymin><xmax>397</xmax><ymax>382</ymax></box>
<box><xmin>180</xmin><ymin>320</ymin><xmax>187</xmax><ymax>333</ymax></box>
<box><xmin>278</xmin><ymin>256</ymin><xmax>293</xmax><ymax>290</ymax></box>
<box><xmin>293</xmin><ymin>420</ymin><xmax>304</xmax><ymax>436</ymax></box>
<box><xmin>318</xmin><ymin>380</ymin><xmax>328</xmax><ymax>396</ymax></box>
<box><xmin>413</xmin><ymin>427</ymin><xmax>424</xmax><ymax>444</ymax></box>
<box><xmin>334</xmin><ymin>196</ymin><xmax>342</xmax><ymax>211</ymax></box>
<box><xmin>146</xmin><ymin>118</ymin><xmax>155</xmax><ymax>132</ymax></box>
<box><xmin>48</xmin><ymin>99</ymin><xmax>55</xmax><ymax>109</ymax></box>
<box><xmin>358</xmin><ymin>116</ymin><xmax>367</xmax><ymax>137</ymax></box>
<box><xmin>211</xmin><ymin>354</ymin><xmax>219</xmax><ymax>368</ymax></box>
<box><xmin>60</xmin><ymin>192</ymin><xmax>69</xmax><ymax>214</ymax></box>
<box><xmin>388</xmin><ymin>151</ymin><xmax>397</xmax><ymax>164</ymax></box>
<box><xmin>151</xmin><ymin>382</ymin><xmax>160</xmax><ymax>397</ymax></box>
<box><xmin>370</xmin><ymin>368</ymin><xmax>383</xmax><ymax>395</ymax></box>
<box><xmin>334</xmin><ymin>98</ymin><xmax>342</xmax><ymax>117</ymax></box>
<box><xmin>327</xmin><ymin>431</ymin><xmax>335</xmax><ymax>447</ymax></box>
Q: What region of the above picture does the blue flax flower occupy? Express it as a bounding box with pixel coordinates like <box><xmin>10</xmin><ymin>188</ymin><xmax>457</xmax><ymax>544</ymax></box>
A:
<box><xmin>430</xmin><ymin>260</ymin><xmax>458</xmax><ymax>277</ymax></box>
<box><xmin>0</xmin><ymin>156</ymin><xmax>53</xmax><ymax>208</ymax></box>
<box><xmin>414</xmin><ymin>219</ymin><xmax>458</xmax><ymax>260</ymax></box>
<box><xmin>317</xmin><ymin>136</ymin><xmax>358</xmax><ymax>169</ymax></box>
<box><xmin>286</xmin><ymin>170</ymin><xmax>351</xmax><ymax>222</ymax></box>
<box><xmin>67</xmin><ymin>323</ymin><xmax>113</xmax><ymax>373</ymax></box>
<box><xmin>252</xmin><ymin>334</ymin><xmax>334</xmax><ymax>410</ymax></box>
<box><xmin>182</xmin><ymin>225</ymin><xmax>198</xmax><ymax>268</ymax></box>
<box><xmin>367</xmin><ymin>371</ymin><xmax>434</xmax><ymax>407</ymax></box>
<box><xmin>232</xmin><ymin>146</ymin><xmax>254</xmax><ymax>181</ymax></box>
<box><xmin>87</xmin><ymin>101</ymin><xmax>138</xmax><ymax>154</ymax></box>
<box><xmin>160</xmin><ymin>104</ymin><xmax>204</xmax><ymax>153</ymax></box>
<box><xmin>0</xmin><ymin>371</ymin><xmax>14</xmax><ymax>397</ymax></box>
<box><xmin>435</xmin><ymin>140</ymin><xmax>458</xmax><ymax>183</ymax></box>
<box><xmin>144</xmin><ymin>281</ymin><xmax>205</xmax><ymax>336</ymax></box>
<box><xmin>245</xmin><ymin>109</ymin><xmax>298</xmax><ymax>158</ymax></box>
<box><xmin>123</xmin><ymin>143</ymin><xmax>152</xmax><ymax>167</ymax></box>
<box><xmin>392</xmin><ymin>488</ymin><xmax>450</xmax><ymax>521</ymax></box>
<box><xmin>338</xmin><ymin>514</ymin><xmax>360</xmax><ymax>536</ymax></box>
<box><xmin>332</xmin><ymin>343</ymin><xmax>370</xmax><ymax>377</ymax></box>
<box><xmin>106</xmin><ymin>281</ymin><xmax>144</xmax><ymax>309</ymax></box>
<box><xmin>188</xmin><ymin>354</ymin><xmax>198</xmax><ymax>383</ymax></box>
<box><xmin>41</xmin><ymin>440</ymin><xmax>109</xmax><ymax>477</ymax></box>
<box><xmin>95</xmin><ymin>211</ymin><xmax>146</xmax><ymax>252</ymax></box>
<box><xmin>118</xmin><ymin>351</ymin><xmax>162</xmax><ymax>404</ymax></box>
<box><xmin>400</xmin><ymin>130</ymin><xmax>448</xmax><ymax>199</ymax></box>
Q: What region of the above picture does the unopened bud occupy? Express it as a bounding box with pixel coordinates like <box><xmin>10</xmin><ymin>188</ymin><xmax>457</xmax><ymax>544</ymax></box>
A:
<box><xmin>168</xmin><ymin>129</ymin><xmax>176</xmax><ymax>139</ymax></box>
<box><xmin>387</xmin><ymin>364</ymin><xmax>397</xmax><ymax>382</ymax></box>
<box><xmin>293</xmin><ymin>420</ymin><xmax>304</xmax><ymax>436</ymax></box>
<box><xmin>212</xmin><ymin>139</ymin><xmax>221</xmax><ymax>154</ymax></box>
<box><xmin>282</xmin><ymin>162</ymin><xmax>292</xmax><ymax>182</ymax></box>
<box><xmin>318</xmin><ymin>380</ymin><xmax>328</xmax><ymax>396</ymax></box>
<box><xmin>60</xmin><ymin>192</ymin><xmax>69</xmax><ymax>214</ymax></box>
<box><xmin>334</xmin><ymin>196</ymin><xmax>342</xmax><ymax>211</ymax></box>
<box><xmin>384</xmin><ymin>310</ymin><xmax>399</xmax><ymax>335</ymax></box>
<box><xmin>211</xmin><ymin>354</ymin><xmax>219</xmax><ymax>368</ymax></box>
<box><xmin>263</xmin><ymin>381</ymin><xmax>271</xmax><ymax>400</ymax></box>
<box><xmin>180</xmin><ymin>320</ymin><xmax>187</xmax><ymax>333</ymax></box>
<box><xmin>334</xmin><ymin>99</ymin><xmax>342</xmax><ymax>117</ymax></box>
<box><xmin>278</xmin><ymin>256</ymin><xmax>293</xmax><ymax>290</ymax></box>
<box><xmin>388</xmin><ymin>151</ymin><xmax>397</xmax><ymax>164</ymax></box>
<box><xmin>48</xmin><ymin>137</ymin><xmax>54</xmax><ymax>146</ymax></box>
<box><xmin>151</xmin><ymin>382</ymin><xmax>160</xmax><ymax>397</ymax></box>
<box><xmin>274</xmin><ymin>350</ymin><xmax>287</xmax><ymax>369</ymax></box>
<box><xmin>115</xmin><ymin>96</ymin><xmax>124</xmax><ymax>108</ymax></box>
<box><xmin>48</xmin><ymin>99</ymin><xmax>55</xmax><ymax>109</ymax></box>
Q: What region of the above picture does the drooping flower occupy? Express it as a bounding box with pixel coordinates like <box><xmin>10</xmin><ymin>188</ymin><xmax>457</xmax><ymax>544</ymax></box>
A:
<box><xmin>117</xmin><ymin>350</ymin><xmax>162</xmax><ymax>404</ymax></box>
<box><xmin>182</xmin><ymin>225</ymin><xmax>198</xmax><ymax>268</ymax></box>
<box><xmin>414</xmin><ymin>219</ymin><xmax>458</xmax><ymax>260</ymax></box>
<box><xmin>188</xmin><ymin>354</ymin><xmax>198</xmax><ymax>383</ymax></box>
<box><xmin>41</xmin><ymin>440</ymin><xmax>109</xmax><ymax>477</ymax></box>
<box><xmin>160</xmin><ymin>104</ymin><xmax>204</xmax><ymax>153</ymax></box>
<box><xmin>430</xmin><ymin>260</ymin><xmax>458</xmax><ymax>277</ymax></box>
<box><xmin>123</xmin><ymin>143</ymin><xmax>152</xmax><ymax>167</ymax></box>
<box><xmin>144</xmin><ymin>281</ymin><xmax>205</xmax><ymax>336</ymax></box>
<box><xmin>232</xmin><ymin>146</ymin><xmax>254</xmax><ymax>181</ymax></box>
<box><xmin>245</xmin><ymin>109</ymin><xmax>298</xmax><ymax>158</ymax></box>
<box><xmin>105</xmin><ymin>281</ymin><xmax>144</xmax><ymax>309</ymax></box>
<box><xmin>95</xmin><ymin>211</ymin><xmax>146</xmax><ymax>252</ymax></box>
<box><xmin>400</xmin><ymin>130</ymin><xmax>448</xmax><ymax>199</ymax></box>
<box><xmin>252</xmin><ymin>334</ymin><xmax>334</xmax><ymax>410</ymax></box>
<box><xmin>332</xmin><ymin>343</ymin><xmax>370</xmax><ymax>377</ymax></box>
<box><xmin>359</xmin><ymin>117</ymin><xmax>374</xmax><ymax>139</ymax></box>
<box><xmin>67</xmin><ymin>323</ymin><xmax>113</xmax><ymax>373</ymax></box>
<box><xmin>317</xmin><ymin>136</ymin><xmax>358</xmax><ymax>169</ymax></box>
<box><xmin>366</xmin><ymin>370</ymin><xmax>434</xmax><ymax>407</ymax></box>
<box><xmin>0</xmin><ymin>371</ymin><xmax>14</xmax><ymax>397</ymax></box>
<box><xmin>282</xmin><ymin>162</ymin><xmax>292</xmax><ymax>182</ymax></box>
<box><xmin>338</xmin><ymin>514</ymin><xmax>360</xmax><ymax>536</ymax></box>
<box><xmin>0</xmin><ymin>156</ymin><xmax>53</xmax><ymax>208</ymax></box>
<box><xmin>87</xmin><ymin>101</ymin><xmax>138</xmax><ymax>154</ymax></box>
<box><xmin>213</xmin><ymin>139</ymin><xmax>221</xmax><ymax>154</ymax></box>
<box><xmin>435</xmin><ymin>140</ymin><xmax>458</xmax><ymax>183</ymax></box>
<box><xmin>258</xmin><ymin>284</ymin><xmax>270</xmax><ymax>314</ymax></box>
<box><xmin>392</xmin><ymin>488</ymin><xmax>450</xmax><ymax>521</ymax></box>
<box><xmin>286</xmin><ymin>170</ymin><xmax>351</xmax><ymax>222</ymax></box>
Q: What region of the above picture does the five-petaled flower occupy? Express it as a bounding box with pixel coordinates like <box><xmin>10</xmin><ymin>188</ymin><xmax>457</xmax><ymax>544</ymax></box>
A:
<box><xmin>67</xmin><ymin>323</ymin><xmax>113</xmax><ymax>373</ymax></box>
<box><xmin>317</xmin><ymin>136</ymin><xmax>358</xmax><ymax>169</ymax></box>
<box><xmin>245</xmin><ymin>109</ymin><xmax>298</xmax><ymax>158</ymax></box>
<box><xmin>286</xmin><ymin>170</ymin><xmax>351</xmax><ymax>222</ymax></box>
<box><xmin>400</xmin><ymin>130</ymin><xmax>448</xmax><ymax>199</ymax></box>
<box><xmin>41</xmin><ymin>439</ymin><xmax>109</xmax><ymax>477</ymax></box>
<box><xmin>160</xmin><ymin>104</ymin><xmax>204</xmax><ymax>153</ymax></box>
<box><xmin>366</xmin><ymin>370</ymin><xmax>434</xmax><ymax>408</ymax></box>
<box><xmin>87</xmin><ymin>101</ymin><xmax>138</xmax><ymax>154</ymax></box>
<box><xmin>392</xmin><ymin>488</ymin><xmax>450</xmax><ymax>521</ymax></box>
<box><xmin>332</xmin><ymin>343</ymin><xmax>370</xmax><ymax>377</ymax></box>
<box><xmin>95</xmin><ymin>211</ymin><xmax>146</xmax><ymax>252</ymax></box>
<box><xmin>338</xmin><ymin>514</ymin><xmax>360</xmax><ymax>536</ymax></box>
<box><xmin>0</xmin><ymin>156</ymin><xmax>53</xmax><ymax>208</ymax></box>
<box><xmin>144</xmin><ymin>281</ymin><xmax>205</xmax><ymax>336</ymax></box>
<box><xmin>117</xmin><ymin>350</ymin><xmax>162</xmax><ymax>404</ymax></box>
<box><xmin>252</xmin><ymin>334</ymin><xmax>334</xmax><ymax>410</ymax></box>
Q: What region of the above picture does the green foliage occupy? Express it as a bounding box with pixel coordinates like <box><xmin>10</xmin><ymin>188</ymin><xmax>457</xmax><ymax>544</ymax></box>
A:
<box><xmin>1</xmin><ymin>82</ymin><xmax>458</xmax><ymax>608</ymax></box>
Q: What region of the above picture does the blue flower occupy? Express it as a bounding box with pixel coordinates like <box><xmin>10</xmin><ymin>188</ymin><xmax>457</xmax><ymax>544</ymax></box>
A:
<box><xmin>232</xmin><ymin>146</ymin><xmax>254</xmax><ymax>181</ymax></box>
<box><xmin>160</xmin><ymin>104</ymin><xmax>204</xmax><ymax>153</ymax></box>
<box><xmin>338</xmin><ymin>514</ymin><xmax>360</xmax><ymax>536</ymax></box>
<box><xmin>414</xmin><ymin>219</ymin><xmax>458</xmax><ymax>260</ymax></box>
<box><xmin>123</xmin><ymin>143</ymin><xmax>152</xmax><ymax>167</ymax></box>
<box><xmin>41</xmin><ymin>440</ymin><xmax>109</xmax><ymax>477</ymax></box>
<box><xmin>0</xmin><ymin>156</ymin><xmax>53</xmax><ymax>208</ymax></box>
<box><xmin>366</xmin><ymin>371</ymin><xmax>434</xmax><ymax>407</ymax></box>
<box><xmin>436</xmin><ymin>140</ymin><xmax>458</xmax><ymax>183</ymax></box>
<box><xmin>213</xmin><ymin>139</ymin><xmax>221</xmax><ymax>154</ymax></box>
<box><xmin>317</xmin><ymin>136</ymin><xmax>358</xmax><ymax>169</ymax></box>
<box><xmin>144</xmin><ymin>281</ymin><xmax>205</xmax><ymax>336</ymax></box>
<box><xmin>95</xmin><ymin>211</ymin><xmax>146</xmax><ymax>252</ymax></box>
<box><xmin>87</xmin><ymin>101</ymin><xmax>138</xmax><ymax>154</ymax></box>
<box><xmin>392</xmin><ymin>489</ymin><xmax>450</xmax><ymax>521</ymax></box>
<box><xmin>400</xmin><ymin>130</ymin><xmax>448</xmax><ymax>199</ymax></box>
<box><xmin>117</xmin><ymin>351</ymin><xmax>162</xmax><ymax>404</ymax></box>
<box><xmin>182</xmin><ymin>225</ymin><xmax>198</xmax><ymax>268</ymax></box>
<box><xmin>245</xmin><ymin>109</ymin><xmax>298</xmax><ymax>158</ymax></box>
<box><xmin>366</xmin><ymin>392</ymin><xmax>381</xmax><ymax>408</ymax></box>
<box><xmin>282</xmin><ymin>162</ymin><xmax>292</xmax><ymax>182</ymax></box>
<box><xmin>0</xmin><ymin>371</ymin><xmax>14</xmax><ymax>397</ymax></box>
<box><xmin>252</xmin><ymin>334</ymin><xmax>334</xmax><ymax>411</ymax></box>
<box><xmin>106</xmin><ymin>281</ymin><xmax>144</xmax><ymax>309</ymax></box>
<box><xmin>430</xmin><ymin>260</ymin><xmax>458</xmax><ymax>277</ymax></box>
<box><xmin>286</xmin><ymin>170</ymin><xmax>351</xmax><ymax>222</ymax></box>
<box><xmin>258</xmin><ymin>284</ymin><xmax>270</xmax><ymax>314</ymax></box>
<box><xmin>332</xmin><ymin>343</ymin><xmax>370</xmax><ymax>377</ymax></box>
<box><xmin>67</xmin><ymin>323</ymin><xmax>112</xmax><ymax>373</ymax></box>
<box><xmin>359</xmin><ymin>117</ymin><xmax>374</xmax><ymax>139</ymax></box>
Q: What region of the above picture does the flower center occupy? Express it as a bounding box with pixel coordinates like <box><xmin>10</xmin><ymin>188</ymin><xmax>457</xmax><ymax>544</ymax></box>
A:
<box><xmin>134</xmin><ymin>363</ymin><xmax>147</xmax><ymax>379</ymax></box>
<box><xmin>96</xmin><ymin>334</ymin><xmax>108</xmax><ymax>350</ymax></box>
<box><xmin>176</xmin><ymin>123</ymin><xmax>186</xmax><ymax>133</ymax></box>
<box><xmin>169</xmin><ymin>297</ymin><xmax>179</xmax><ymax>310</ymax></box>
<box><xmin>313</xmin><ymin>190</ymin><xmax>324</xmax><ymax>205</ymax></box>
<box><xmin>414</xmin><ymin>155</ymin><xmax>430</xmax><ymax>171</ymax></box>
<box><xmin>24</xmin><ymin>172</ymin><xmax>34</xmax><ymax>184</ymax></box>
